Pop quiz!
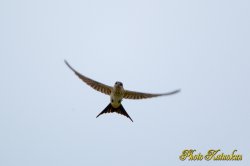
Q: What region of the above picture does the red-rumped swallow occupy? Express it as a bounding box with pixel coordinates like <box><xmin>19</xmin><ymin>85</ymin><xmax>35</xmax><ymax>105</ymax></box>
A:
<box><xmin>65</xmin><ymin>60</ymin><xmax>180</xmax><ymax>122</ymax></box>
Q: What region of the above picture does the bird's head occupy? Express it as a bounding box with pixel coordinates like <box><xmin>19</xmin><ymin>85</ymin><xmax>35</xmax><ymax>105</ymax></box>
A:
<box><xmin>114</xmin><ymin>81</ymin><xmax>123</xmax><ymax>88</ymax></box>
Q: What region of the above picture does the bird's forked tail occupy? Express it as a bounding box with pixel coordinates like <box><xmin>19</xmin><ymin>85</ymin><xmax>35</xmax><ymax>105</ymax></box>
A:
<box><xmin>96</xmin><ymin>103</ymin><xmax>133</xmax><ymax>122</ymax></box>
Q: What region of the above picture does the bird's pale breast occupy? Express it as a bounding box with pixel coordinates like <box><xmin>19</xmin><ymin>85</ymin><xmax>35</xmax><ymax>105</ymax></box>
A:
<box><xmin>110</xmin><ymin>88</ymin><xmax>124</xmax><ymax>108</ymax></box>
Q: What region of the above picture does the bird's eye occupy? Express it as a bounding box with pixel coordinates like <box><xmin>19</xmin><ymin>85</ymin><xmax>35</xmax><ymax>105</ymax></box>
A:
<box><xmin>120</xmin><ymin>83</ymin><xmax>123</xmax><ymax>86</ymax></box>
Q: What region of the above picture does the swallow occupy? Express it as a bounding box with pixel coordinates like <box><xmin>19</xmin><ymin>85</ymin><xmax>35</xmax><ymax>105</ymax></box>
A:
<box><xmin>65</xmin><ymin>60</ymin><xmax>180</xmax><ymax>122</ymax></box>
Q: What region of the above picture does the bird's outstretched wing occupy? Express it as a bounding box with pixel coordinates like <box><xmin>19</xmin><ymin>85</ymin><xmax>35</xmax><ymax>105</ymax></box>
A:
<box><xmin>123</xmin><ymin>89</ymin><xmax>180</xmax><ymax>100</ymax></box>
<box><xmin>65</xmin><ymin>60</ymin><xmax>112</xmax><ymax>95</ymax></box>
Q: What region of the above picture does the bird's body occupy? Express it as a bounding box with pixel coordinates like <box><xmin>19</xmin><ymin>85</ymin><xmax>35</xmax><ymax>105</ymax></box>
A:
<box><xmin>65</xmin><ymin>60</ymin><xmax>180</xmax><ymax>122</ymax></box>
<box><xmin>110</xmin><ymin>82</ymin><xmax>124</xmax><ymax>108</ymax></box>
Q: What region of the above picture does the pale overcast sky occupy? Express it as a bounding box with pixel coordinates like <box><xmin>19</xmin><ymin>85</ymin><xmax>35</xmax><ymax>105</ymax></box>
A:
<box><xmin>0</xmin><ymin>0</ymin><xmax>249</xmax><ymax>166</ymax></box>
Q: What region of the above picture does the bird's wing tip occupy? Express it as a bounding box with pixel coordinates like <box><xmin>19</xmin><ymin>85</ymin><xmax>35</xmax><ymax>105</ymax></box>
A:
<box><xmin>174</xmin><ymin>89</ymin><xmax>181</xmax><ymax>94</ymax></box>
<box><xmin>64</xmin><ymin>59</ymin><xmax>69</xmax><ymax>65</ymax></box>
<box><xmin>162</xmin><ymin>89</ymin><xmax>181</xmax><ymax>96</ymax></box>
<box><xmin>64</xmin><ymin>60</ymin><xmax>76</xmax><ymax>72</ymax></box>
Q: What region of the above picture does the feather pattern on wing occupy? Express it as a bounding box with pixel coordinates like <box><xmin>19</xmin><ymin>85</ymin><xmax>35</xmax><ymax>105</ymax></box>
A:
<box><xmin>65</xmin><ymin>60</ymin><xmax>112</xmax><ymax>95</ymax></box>
<box><xmin>123</xmin><ymin>89</ymin><xmax>180</xmax><ymax>100</ymax></box>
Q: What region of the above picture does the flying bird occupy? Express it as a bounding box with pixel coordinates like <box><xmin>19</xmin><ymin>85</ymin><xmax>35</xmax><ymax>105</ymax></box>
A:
<box><xmin>65</xmin><ymin>60</ymin><xmax>180</xmax><ymax>122</ymax></box>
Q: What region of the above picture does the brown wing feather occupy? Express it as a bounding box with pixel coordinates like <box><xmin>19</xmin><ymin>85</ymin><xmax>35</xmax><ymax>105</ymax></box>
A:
<box><xmin>124</xmin><ymin>89</ymin><xmax>180</xmax><ymax>100</ymax></box>
<box><xmin>65</xmin><ymin>60</ymin><xmax>112</xmax><ymax>95</ymax></box>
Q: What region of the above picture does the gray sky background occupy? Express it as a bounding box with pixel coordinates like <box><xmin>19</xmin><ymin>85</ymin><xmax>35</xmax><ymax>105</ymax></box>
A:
<box><xmin>0</xmin><ymin>0</ymin><xmax>250</xmax><ymax>166</ymax></box>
